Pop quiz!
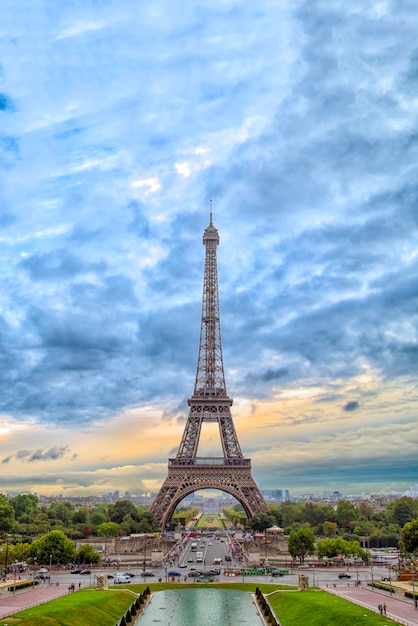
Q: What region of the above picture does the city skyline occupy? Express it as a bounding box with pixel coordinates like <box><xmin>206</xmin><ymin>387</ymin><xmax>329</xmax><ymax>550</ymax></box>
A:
<box><xmin>0</xmin><ymin>2</ymin><xmax>417</xmax><ymax>498</ymax></box>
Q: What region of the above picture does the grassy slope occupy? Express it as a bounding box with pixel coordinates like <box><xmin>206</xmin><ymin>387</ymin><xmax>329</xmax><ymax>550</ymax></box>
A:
<box><xmin>0</xmin><ymin>583</ymin><xmax>404</xmax><ymax>626</ymax></box>
<box><xmin>0</xmin><ymin>590</ymin><xmax>134</xmax><ymax>626</ymax></box>
<box><xmin>267</xmin><ymin>589</ymin><xmax>402</xmax><ymax>626</ymax></box>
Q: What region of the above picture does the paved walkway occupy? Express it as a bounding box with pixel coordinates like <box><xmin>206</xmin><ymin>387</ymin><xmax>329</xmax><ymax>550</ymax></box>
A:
<box><xmin>0</xmin><ymin>583</ymin><xmax>75</xmax><ymax>619</ymax></box>
<box><xmin>324</xmin><ymin>584</ymin><xmax>418</xmax><ymax>626</ymax></box>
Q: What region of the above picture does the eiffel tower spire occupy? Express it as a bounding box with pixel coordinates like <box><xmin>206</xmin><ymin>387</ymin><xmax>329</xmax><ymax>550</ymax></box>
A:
<box><xmin>150</xmin><ymin>208</ymin><xmax>268</xmax><ymax>528</ymax></box>
<box><xmin>193</xmin><ymin>202</ymin><xmax>227</xmax><ymax>398</ymax></box>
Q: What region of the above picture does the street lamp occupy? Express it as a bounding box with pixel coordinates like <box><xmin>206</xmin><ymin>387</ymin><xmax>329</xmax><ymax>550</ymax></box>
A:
<box><xmin>388</xmin><ymin>565</ymin><xmax>393</xmax><ymax>596</ymax></box>
<box><xmin>49</xmin><ymin>554</ymin><xmax>52</xmax><ymax>586</ymax></box>
<box><xmin>3</xmin><ymin>537</ymin><xmax>9</xmax><ymax>583</ymax></box>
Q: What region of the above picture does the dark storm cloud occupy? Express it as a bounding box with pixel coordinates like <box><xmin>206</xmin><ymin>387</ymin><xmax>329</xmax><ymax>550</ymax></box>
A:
<box><xmin>246</xmin><ymin>368</ymin><xmax>289</xmax><ymax>383</ymax></box>
<box><xmin>6</xmin><ymin>446</ymin><xmax>70</xmax><ymax>463</ymax></box>
<box><xmin>343</xmin><ymin>401</ymin><xmax>359</xmax><ymax>413</ymax></box>
<box><xmin>19</xmin><ymin>250</ymin><xmax>108</xmax><ymax>280</ymax></box>
<box><xmin>0</xmin><ymin>93</ymin><xmax>16</xmax><ymax>112</ymax></box>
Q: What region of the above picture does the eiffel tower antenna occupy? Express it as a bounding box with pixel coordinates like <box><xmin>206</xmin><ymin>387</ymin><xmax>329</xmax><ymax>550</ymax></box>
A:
<box><xmin>150</xmin><ymin>208</ymin><xmax>268</xmax><ymax>528</ymax></box>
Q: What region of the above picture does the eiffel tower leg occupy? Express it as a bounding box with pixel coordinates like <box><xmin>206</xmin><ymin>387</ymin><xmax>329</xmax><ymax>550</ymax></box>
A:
<box><xmin>150</xmin><ymin>461</ymin><xmax>268</xmax><ymax>529</ymax></box>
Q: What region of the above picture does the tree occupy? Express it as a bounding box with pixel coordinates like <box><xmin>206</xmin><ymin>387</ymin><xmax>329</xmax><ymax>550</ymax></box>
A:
<box><xmin>288</xmin><ymin>526</ymin><xmax>316</xmax><ymax>563</ymax></box>
<box><xmin>10</xmin><ymin>494</ymin><xmax>38</xmax><ymax>523</ymax></box>
<box><xmin>386</xmin><ymin>498</ymin><xmax>417</xmax><ymax>528</ymax></box>
<box><xmin>316</xmin><ymin>537</ymin><xmax>369</xmax><ymax>563</ymax></box>
<box><xmin>97</xmin><ymin>522</ymin><xmax>120</xmax><ymax>537</ymax></box>
<box><xmin>336</xmin><ymin>500</ymin><xmax>357</xmax><ymax>532</ymax></box>
<box><xmin>47</xmin><ymin>502</ymin><xmax>74</xmax><ymax>526</ymax></box>
<box><xmin>323</xmin><ymin>521</ymin><xmax>337</xmax><ymax>537</ymax></box>
<box><xmin>248</xmin><ymin>513</ymin><xmax>277</xmax><ymax>533</ymax></box>
<box><xmin>77</xmin><ymin>543</ymin><xmax>101</xmax><ymax>565</ymax></box>
<box><xmin>0</xmin><ymin>502</ymin><xmax>15</xmax><ymax>534</ymax></box>
<box><xmin>73</xmin><ymin>508</ymin><xmax>90</xmax><ymax>524</ymax></box>
<box><xmin>280</xmin><ymin>503</ymin><xmax>303</xmax><ymax>528</ymax></box>
<box><xmin>28</xmin><ymin>530</ymin><xmax>76</xmax><ymax>565</ymax></box>
<box><xmin>400</xmin><ymin>518</ymin><xmax>418</xmax><ymax>554</ymax></box>
<box><xmin>108</xmin><ymin>500</ymin><xmax>139</xmax><ymax>524</ymax></box>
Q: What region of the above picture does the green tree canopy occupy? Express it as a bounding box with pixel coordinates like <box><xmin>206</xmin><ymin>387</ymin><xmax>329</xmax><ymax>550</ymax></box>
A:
<box><xmin>322</xmin><ymin>521</ymin><xmax>338</xmax><ymax>537</ymax></box>
<box><xmin>400</xmin><ymin>518</ymin><xmax>418</xmax><ymax>554</ymax></box>
<box><xmin>28</xmin><ymin>529</ymin><xmax>76</xmax><ymax>565</ymax></box>
<box><xmin>108</xmin><ymin>500</ymin><xmax>139</xmax><ymax>524</ymax></box>
<box><xmin>77</xmin><ymin>543</ymin><xmax>101</xmax><ymax>565</ymax></box>
<box><xmin>316</xmin><ymin>537</ymin><xmax>369</xmax><ymax>562</ymax></box>
<box><xmin>288</xmin><ymin>526</ymin><xmax>316</xmax><ymax>563</ymax></box>
<box><xmin>0</xmin><ymin>501</ymin><xmax>15</xmax><ymax>534</ymax></box>
<box><xmin>9</xmin><ymin>494</ymin><xmax>38</xmax><ymax>523</ymax></box>
<box><xmin>386</xmin><ymin>498</ymin><xmax>418</xmax><ymax>528</ymax></box>
<box><xmin>248</xmin><ymin>513</ymin><xmax>277</xmax><ymax>532</ymax></box>
<box><xmin>73</xmin><ymin>508</ymin><xmax>90</xmax><ymax>524</ymax></box>
<box><xmin>97</xmin><ymin>522</ymin><xmax>120</xmax><ymax>537</ymax></box>
<box><xmin>336</xmin><ymin>500</ymin><xmax>357</xmax><ymax>532</ymax></box>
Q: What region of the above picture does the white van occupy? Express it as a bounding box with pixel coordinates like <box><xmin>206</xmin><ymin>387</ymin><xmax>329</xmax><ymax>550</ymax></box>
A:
<box><xmin>115</xmin><ymin>573</ymin><xmax>131</xmax><ymax>584</ymax></box>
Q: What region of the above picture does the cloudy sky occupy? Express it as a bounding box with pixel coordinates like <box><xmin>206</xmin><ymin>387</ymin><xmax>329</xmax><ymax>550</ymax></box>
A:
<box><xmin>0</xmin><ymin>0</ymin><xmax>417</xmax><ymax>500</ymax></box>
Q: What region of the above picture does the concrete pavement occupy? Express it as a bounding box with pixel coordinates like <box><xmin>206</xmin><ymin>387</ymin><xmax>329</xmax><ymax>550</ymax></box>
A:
<box><xmin>0</xmin><ymin>583</ymin><xmax>74</xmax><ymax>620</ymax></box>
<box><xmin>325</xmin><ymin>584</ymin><xmax>418</xmax><ymax>626</ymax></box>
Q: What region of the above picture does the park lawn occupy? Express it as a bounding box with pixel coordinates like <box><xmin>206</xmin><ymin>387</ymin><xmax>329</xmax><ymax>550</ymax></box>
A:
<box><xmin>0</xmin><ymin>590</ymin><xmax>135</xmax><ymax>626</ymax></box>
<box><xmin>267</xmin><ymin>589</ymin><xmax>403</xmax><ymax>626</ymax></box>
<box><xmin>195</xmin><ymin>513</ymin><xmax>226</xmax><ymax>529</ymax></box>
<box><xmin>113</xmin><ymin>581</ymin><xmax>295</xmax><ymax>593</ymax></box>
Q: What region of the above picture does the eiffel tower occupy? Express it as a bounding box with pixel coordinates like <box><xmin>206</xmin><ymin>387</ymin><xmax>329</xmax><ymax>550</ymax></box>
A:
<box><xmin>150</xmin><ymin>208</ymin><xmax>268</xmax><ymax>529</ymax></box>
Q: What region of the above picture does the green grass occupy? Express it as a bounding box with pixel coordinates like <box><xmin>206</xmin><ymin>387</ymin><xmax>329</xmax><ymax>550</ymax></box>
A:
<box><xmin>110</xmin><ymin>581</ymin><xmax>294</xmax><ymax>593</ymax></box>
<box><xmin>0</xmin><ymin>583</ymin><xmax>404</xmax><ymax>626</ymax></box>
<box><xmin>267</xmin><ymin>589</ymin><xmax>403</xmax><ymax>625</ymax></box>
<box><xmin>195</xmin><ymin>513</ymin><xmax>226</xmax><ymax>529</ymax></box>
<box><xmin>0</xmin><ymin>589</ymin><xmax>135</xmax><ymax>626</ymax></box>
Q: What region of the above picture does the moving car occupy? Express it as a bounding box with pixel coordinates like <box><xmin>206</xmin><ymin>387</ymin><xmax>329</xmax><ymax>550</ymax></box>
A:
<box><xmin>271</xmin><ymin>570</ymin><xmax>284</xmax><ymax>577</ymax></box>
<box><xmin>168</xmin><ymin>571</ymin><xmax>181</xmax><ymax>577</ymax></box>
<box><xmin>80</xmin><ymin>569</ymin><xmax>91</xmax><ymax>575</ymax></box>
<box><xmin>338</xmin><ymin>573</ymin><xmax>351</xmax><ymax>579</ymax></box>
<box><xmin>115</xmin><ymin>573</ymin><xmax>131</xmax><ymax>584</ymax></box>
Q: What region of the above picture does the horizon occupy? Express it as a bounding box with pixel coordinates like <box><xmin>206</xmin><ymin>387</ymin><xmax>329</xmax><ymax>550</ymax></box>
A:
<box><xmin>0</xmin><ymin>2</ymin><xmax>417</xmax><ymax>498</ymax></box>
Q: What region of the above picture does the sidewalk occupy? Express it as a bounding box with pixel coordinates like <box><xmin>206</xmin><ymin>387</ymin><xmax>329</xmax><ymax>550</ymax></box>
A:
<box><xmin>0</xmin><ymin>583</ymin><xmax>72</xmax><ymax>619</ymax></box>
<box><xmin>324</xmin><ymin>584</ymin><xmax>418</xmax><ymax>626</ymax></box>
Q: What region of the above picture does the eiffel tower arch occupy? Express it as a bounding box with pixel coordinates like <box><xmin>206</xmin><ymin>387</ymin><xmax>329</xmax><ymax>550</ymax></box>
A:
<box><xmin>150</xmin><ymin>209</ymin><xmax>268</xmax><ymax>529</ymax></box>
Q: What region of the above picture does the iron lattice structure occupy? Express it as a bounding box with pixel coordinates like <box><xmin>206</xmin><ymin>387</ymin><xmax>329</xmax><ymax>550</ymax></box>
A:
<box><xmin>150</xmin><ymin>211</ymin><xmax>268</xmax><ymax>529</ymax></box>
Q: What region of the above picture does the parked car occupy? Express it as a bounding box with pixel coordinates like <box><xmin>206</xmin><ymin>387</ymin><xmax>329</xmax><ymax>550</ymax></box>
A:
<box><xmin>338</xmin><ymin>573</ymin><xmax>351</xmax><ymax>579</ymax></box>
<box><xmin>271</xmin><ymin>571</ymin><xmax>284</xmax><ymax>577</ymax></box>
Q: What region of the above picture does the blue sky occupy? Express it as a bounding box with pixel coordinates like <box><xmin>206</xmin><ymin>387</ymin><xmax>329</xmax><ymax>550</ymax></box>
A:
<box><xmin>0</xmin><ymin>0</ymin><xmax>417</xmax><ymax>498</ymax></box>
